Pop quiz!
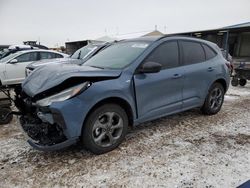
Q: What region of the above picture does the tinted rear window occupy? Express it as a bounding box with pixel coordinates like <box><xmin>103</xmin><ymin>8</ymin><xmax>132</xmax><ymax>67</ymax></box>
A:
<box><xmin>202</xmin><ymin>44</ymin><xmax>217</xmax><ymax>60</ymax></box>
<box><xmin>181</xmin><ymin>41</ymin><xmax>205</xmax><ymax>65</ymax></box>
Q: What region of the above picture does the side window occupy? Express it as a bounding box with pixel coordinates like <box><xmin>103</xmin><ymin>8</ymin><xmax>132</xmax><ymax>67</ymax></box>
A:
<box><xmin>144</xmin><ymin>41</ymin><xmax>179</xmax><ymax>69</ymax></box>
<box><xmin>40</xmin><ymin>52</ymin><xmax>56</xmax><ymax>60</ymax></box>
<box><xmin>16</xmin><ymin>52</ymin><xmax>37</xmax><ymax>63</ymax></box>
<box><xmin>55</xmin><ymin>53</ymin><xmax>63</xmax><ymax>58</ymax></box>
<box><xmin>181</xmin><ymin>41</ymin><xmax>205</xmax><ymax>65</ymax></box>
<box><xmin>202</xmin><ymin>44</ymin><xmax>217</xmax><ymax>60</ymax></box>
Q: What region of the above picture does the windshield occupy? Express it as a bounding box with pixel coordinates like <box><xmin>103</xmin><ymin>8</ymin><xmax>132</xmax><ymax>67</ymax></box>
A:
<box><xmin>0</xmin><ymin>52</ymin><xmax>21</xmax><ymax>63</ymax></box>
<box><xmin>0</xmin><ymin>49</ymin><xmax>9</xmax><ymax>59</ymax></box>
<box><xmin>84</xmin><ymin>41</ymin><xmax>149</xmax><ymax>69</ymax></box>
<box><xmin>0</xmin><ymin>51</ymin><xmax>3</xmax><ymax>58</ymax></box>
<box><xmin>71</xmin><ymin>45</ymin><xmax>98</xmax><ymax>59</ymax></box>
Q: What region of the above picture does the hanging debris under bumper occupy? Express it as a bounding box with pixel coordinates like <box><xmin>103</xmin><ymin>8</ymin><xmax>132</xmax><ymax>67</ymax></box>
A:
<box><xmin>19</xmin><ymin>107</ymin><xmax>78</xmax><ymax>151</ymax></box>
<box><xmin>26</xmin><ymin>137</ymin><xmax>78</xmax><ymax>151</ymax></box>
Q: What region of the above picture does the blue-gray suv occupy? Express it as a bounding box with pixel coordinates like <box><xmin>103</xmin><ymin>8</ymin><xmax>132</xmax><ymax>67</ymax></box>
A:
<box><xmin>16</xmin><ymin>36</ymin><xmax>230</xmax><ymax>154</ymax></box>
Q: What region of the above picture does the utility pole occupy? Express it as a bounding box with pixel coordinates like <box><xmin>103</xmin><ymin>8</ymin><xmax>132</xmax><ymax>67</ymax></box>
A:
<box><xmin>155</xmin><ymin>25</ymin><xmax>158</xmax><ymax>31</ymax></box>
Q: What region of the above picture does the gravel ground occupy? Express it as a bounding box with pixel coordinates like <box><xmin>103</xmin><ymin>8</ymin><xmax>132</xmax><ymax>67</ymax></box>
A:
<box><xmin>0</xmin><ymin>84</ymin><xmax>250</xmax><ymax>188</ymax></box>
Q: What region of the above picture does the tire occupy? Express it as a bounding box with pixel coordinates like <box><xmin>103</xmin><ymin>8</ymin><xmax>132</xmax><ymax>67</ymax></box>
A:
<box><xmin>239</xmin><ymin>79</ymin><xmax>247</xmax><ymax>86</ymax></box>
<box><xmin>231</xmin><ymin>77</ymin><xmax>239</xmax><ymax>87</ymax></box>
<box><xmin>82</xmin><ymin>104</ymin><xmax>128</xmax><ymax>154</ymax></box>
<box><xmin>201</xmin><ymin>83</ymin><xmax>225</xmax><ymax>115</ymax></box>
<box><xmin>0</xmin><ymin>107</ymin><xmax>13</xmax><ymax>125</ymax></box>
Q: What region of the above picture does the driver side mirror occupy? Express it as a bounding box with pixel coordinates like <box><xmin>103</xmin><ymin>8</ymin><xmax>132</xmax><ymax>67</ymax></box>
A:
<box><xmin>138</xmin><ymin>61</ymin><xmax>162</xmax><ymax>73</ymax></box>
<box><xmin>9</xmin><ymin>59</ymin><xmax>18</xmax><ymax>64</ymax></box>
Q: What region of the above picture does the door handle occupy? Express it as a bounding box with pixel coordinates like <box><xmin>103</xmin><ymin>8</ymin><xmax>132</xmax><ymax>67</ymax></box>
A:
<box><xmin>207</xmin><ymin>67</ymin><xmax>215</xmax><ymax>72</ymax></box>
<box><xmin>172</xmin><ymin>74</ymin><xmax>182</xmax><ymax>79</ymax></box>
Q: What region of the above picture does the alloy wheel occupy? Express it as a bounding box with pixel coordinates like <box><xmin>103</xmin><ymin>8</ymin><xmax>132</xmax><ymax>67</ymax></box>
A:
<box><xmin>209</xmin><ymin>87</ymin><xmax>223</xmax><ymax>111</ymax></box>
<box><xmin>92</xmin><ymin>112</ymin><xmax>123</xmax><ymax>147</ymax></box>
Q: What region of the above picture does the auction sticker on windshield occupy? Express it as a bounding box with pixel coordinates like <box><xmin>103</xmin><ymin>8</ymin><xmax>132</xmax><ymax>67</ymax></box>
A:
<box><xmin>131</xmin><ymin>43</ymin><xmax>149</xmax><ymax>48</ymax></box>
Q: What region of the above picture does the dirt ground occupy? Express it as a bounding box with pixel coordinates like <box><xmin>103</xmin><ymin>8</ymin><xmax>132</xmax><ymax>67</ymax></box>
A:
<box><xmin>0</xmin><ymin>84</ymin><xmax>249</xmax><ymax>188</ymax></box>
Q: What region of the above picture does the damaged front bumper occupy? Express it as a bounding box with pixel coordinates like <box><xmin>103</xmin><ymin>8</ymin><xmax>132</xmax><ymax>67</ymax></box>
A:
<box><xmin>16</xmin><ymin>82</ymin><xmax>96</xmax><ymax>151</ymax></box>
<box><xmin>19</xmin><ymin>103</ymin><xmax>80</xmax><ymax>151</ymax></box>
<box><xmin>27</xmin><ymin>138</ymin><xmax>78</xmax><ymax>151</ymax></box>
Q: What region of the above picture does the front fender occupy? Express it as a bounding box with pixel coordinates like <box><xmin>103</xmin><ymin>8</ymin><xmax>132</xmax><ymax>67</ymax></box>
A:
<box><xmin>77</xmin><ymin>78</ymin><xmax>137</xmax><ymax>121</ymax></box>
<box><xmin>50</xmin><ymin>77</ymin><xmax>136</xmax><ymax>138</ymax></box>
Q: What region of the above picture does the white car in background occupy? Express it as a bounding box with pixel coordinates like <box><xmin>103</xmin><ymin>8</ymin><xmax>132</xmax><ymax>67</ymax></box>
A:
<box><xmin>0</xmin><ymin>49</ymin><xmax>68</xmax><ymax>86</ymax></box>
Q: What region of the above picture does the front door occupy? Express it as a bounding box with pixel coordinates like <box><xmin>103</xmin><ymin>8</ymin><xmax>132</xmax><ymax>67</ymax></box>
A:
<box><xmin>134</xmin><ymin>40</ymin><xmax>183</xmax><ymax>121</ymax></box>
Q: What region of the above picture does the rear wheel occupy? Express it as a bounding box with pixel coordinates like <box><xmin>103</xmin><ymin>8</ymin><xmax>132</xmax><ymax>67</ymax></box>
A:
<box><xmin>239</xmin><ymin>79</ymin><xmax>247</xmax><ymax>86</ymax></box>
<box><xmin>201</xmin><ymin>83</ymin><xmax>225</xmax><ymax>115</ymax></box>
<box><xmin>0</xmin><ymin>107</ymin><xmax>13</xmax><ymax>125</ymax></box>
<box><xmin>82</xmin><ymin>104</ymin><xmax>128</xmax><ymax>154</ymax></box>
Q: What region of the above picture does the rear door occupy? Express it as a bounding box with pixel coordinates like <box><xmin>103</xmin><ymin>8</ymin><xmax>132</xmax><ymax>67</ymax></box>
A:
<box><xmin>134</xmin><ymin>40</ymin><xmax>184</xmax><ymax>121</ymax></box>
<box><xmin>180</xmin><ymin>40</ymin><xmax>217</xmax><ymax>109</ymax></box>
<box><xmin>5</xmin><ymin>52</ymin><xmax>38</xmax><ymax>84</ymax></box>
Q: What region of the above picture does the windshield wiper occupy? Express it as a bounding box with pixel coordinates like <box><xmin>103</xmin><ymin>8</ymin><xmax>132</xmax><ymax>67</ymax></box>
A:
<box><xmin>88</xmin><ymin>65</ymin><xmax>104</xmax><ymax>69</ymax></box>
<box><xmin>77</xmin><ymin>51</ymin><xmax>81</xmax><ymax>59</ymax></box>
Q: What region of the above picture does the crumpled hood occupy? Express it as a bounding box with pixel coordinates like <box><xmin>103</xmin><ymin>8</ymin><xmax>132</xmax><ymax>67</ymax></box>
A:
<box><xmin>22</xmin><ymin>63</ymin><xmax>122</xmax><ymax>97</ymax></box>
<box><xmin>27</xmin><ymin>58</ymin><xmax>82</xmax><ymax>69</ymax></box>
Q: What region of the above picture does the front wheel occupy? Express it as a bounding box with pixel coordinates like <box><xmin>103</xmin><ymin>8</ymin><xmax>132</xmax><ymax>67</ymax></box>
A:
<box><xmin>201</xmin><ymin>83</ymin><xmax>225</xmax><ymax>115</ymax></box>
<box><xmin>82</xmin><ymin>104</ymin><xmax>128</xmax><ymax>154</ymax></box>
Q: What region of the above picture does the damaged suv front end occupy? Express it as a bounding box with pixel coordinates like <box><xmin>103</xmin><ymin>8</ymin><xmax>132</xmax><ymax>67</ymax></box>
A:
<box><xmin>17</xmin><ymin>82</ymin><xmax>91</xmax><ymax>151</ymax></box>
<box><xmin>15</xmin><ymin>62</ymin><xmax>124</xmax><ymax>151</ymax></box>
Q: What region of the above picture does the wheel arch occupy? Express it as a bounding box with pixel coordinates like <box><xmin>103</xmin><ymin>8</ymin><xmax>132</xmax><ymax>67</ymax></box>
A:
<box><xmin>214</xmin><ymin>78</ymin><xmax>227</xmax><ymax>92</ymax></box>
<box><xmin>203</xmin><ymin>78</ymin><xmax>228</xmax><ymax>104</ymax></box>
<box><xmin>81</xmin><ymin>97</ymin><xmax>134</xmax><ymax>134</ymax></box>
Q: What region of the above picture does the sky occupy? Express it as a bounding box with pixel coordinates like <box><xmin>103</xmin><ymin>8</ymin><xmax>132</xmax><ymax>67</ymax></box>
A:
<box><xmin>0</xmin><ymin>0</ymin><xmax>250</xmax><ymax>47</ymax></box>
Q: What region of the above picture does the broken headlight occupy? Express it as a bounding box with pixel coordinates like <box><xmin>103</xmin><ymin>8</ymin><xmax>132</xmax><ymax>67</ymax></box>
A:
<box><xmin>36</xmin><ymin>82</ymin><xmax>90</xmax><ymax>106</ymax></box>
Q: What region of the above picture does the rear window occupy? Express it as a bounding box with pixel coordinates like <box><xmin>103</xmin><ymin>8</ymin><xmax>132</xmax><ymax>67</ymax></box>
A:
<box><xmin>40</xmin><ymin>52</ymin><xmax>56</xmax><ymax>59</ymax></box>
<box><xmin>181</xmin><ymin>41</ymin><xmax>205</xmax><ymax>65</ymax></box>
<box><xmin>202</xmin><ymin>44</ymin><xmax>217</xmax><ymax>60</ymax></box>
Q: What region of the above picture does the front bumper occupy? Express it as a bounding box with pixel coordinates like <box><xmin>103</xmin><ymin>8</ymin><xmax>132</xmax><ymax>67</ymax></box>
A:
<box><xmin>18</xmin><ymin>95</ymin><xmax>89</xmax><ymax>151</ymax></box>
<box><xmin>20</xmin><ymin>111</ymin><xmax>78</xmax><ymax>151</ymax></box>
<box><xmin>27</xmin><ymin>137</ymin><xmax>78</xmax><ymax>151</ymax></box>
